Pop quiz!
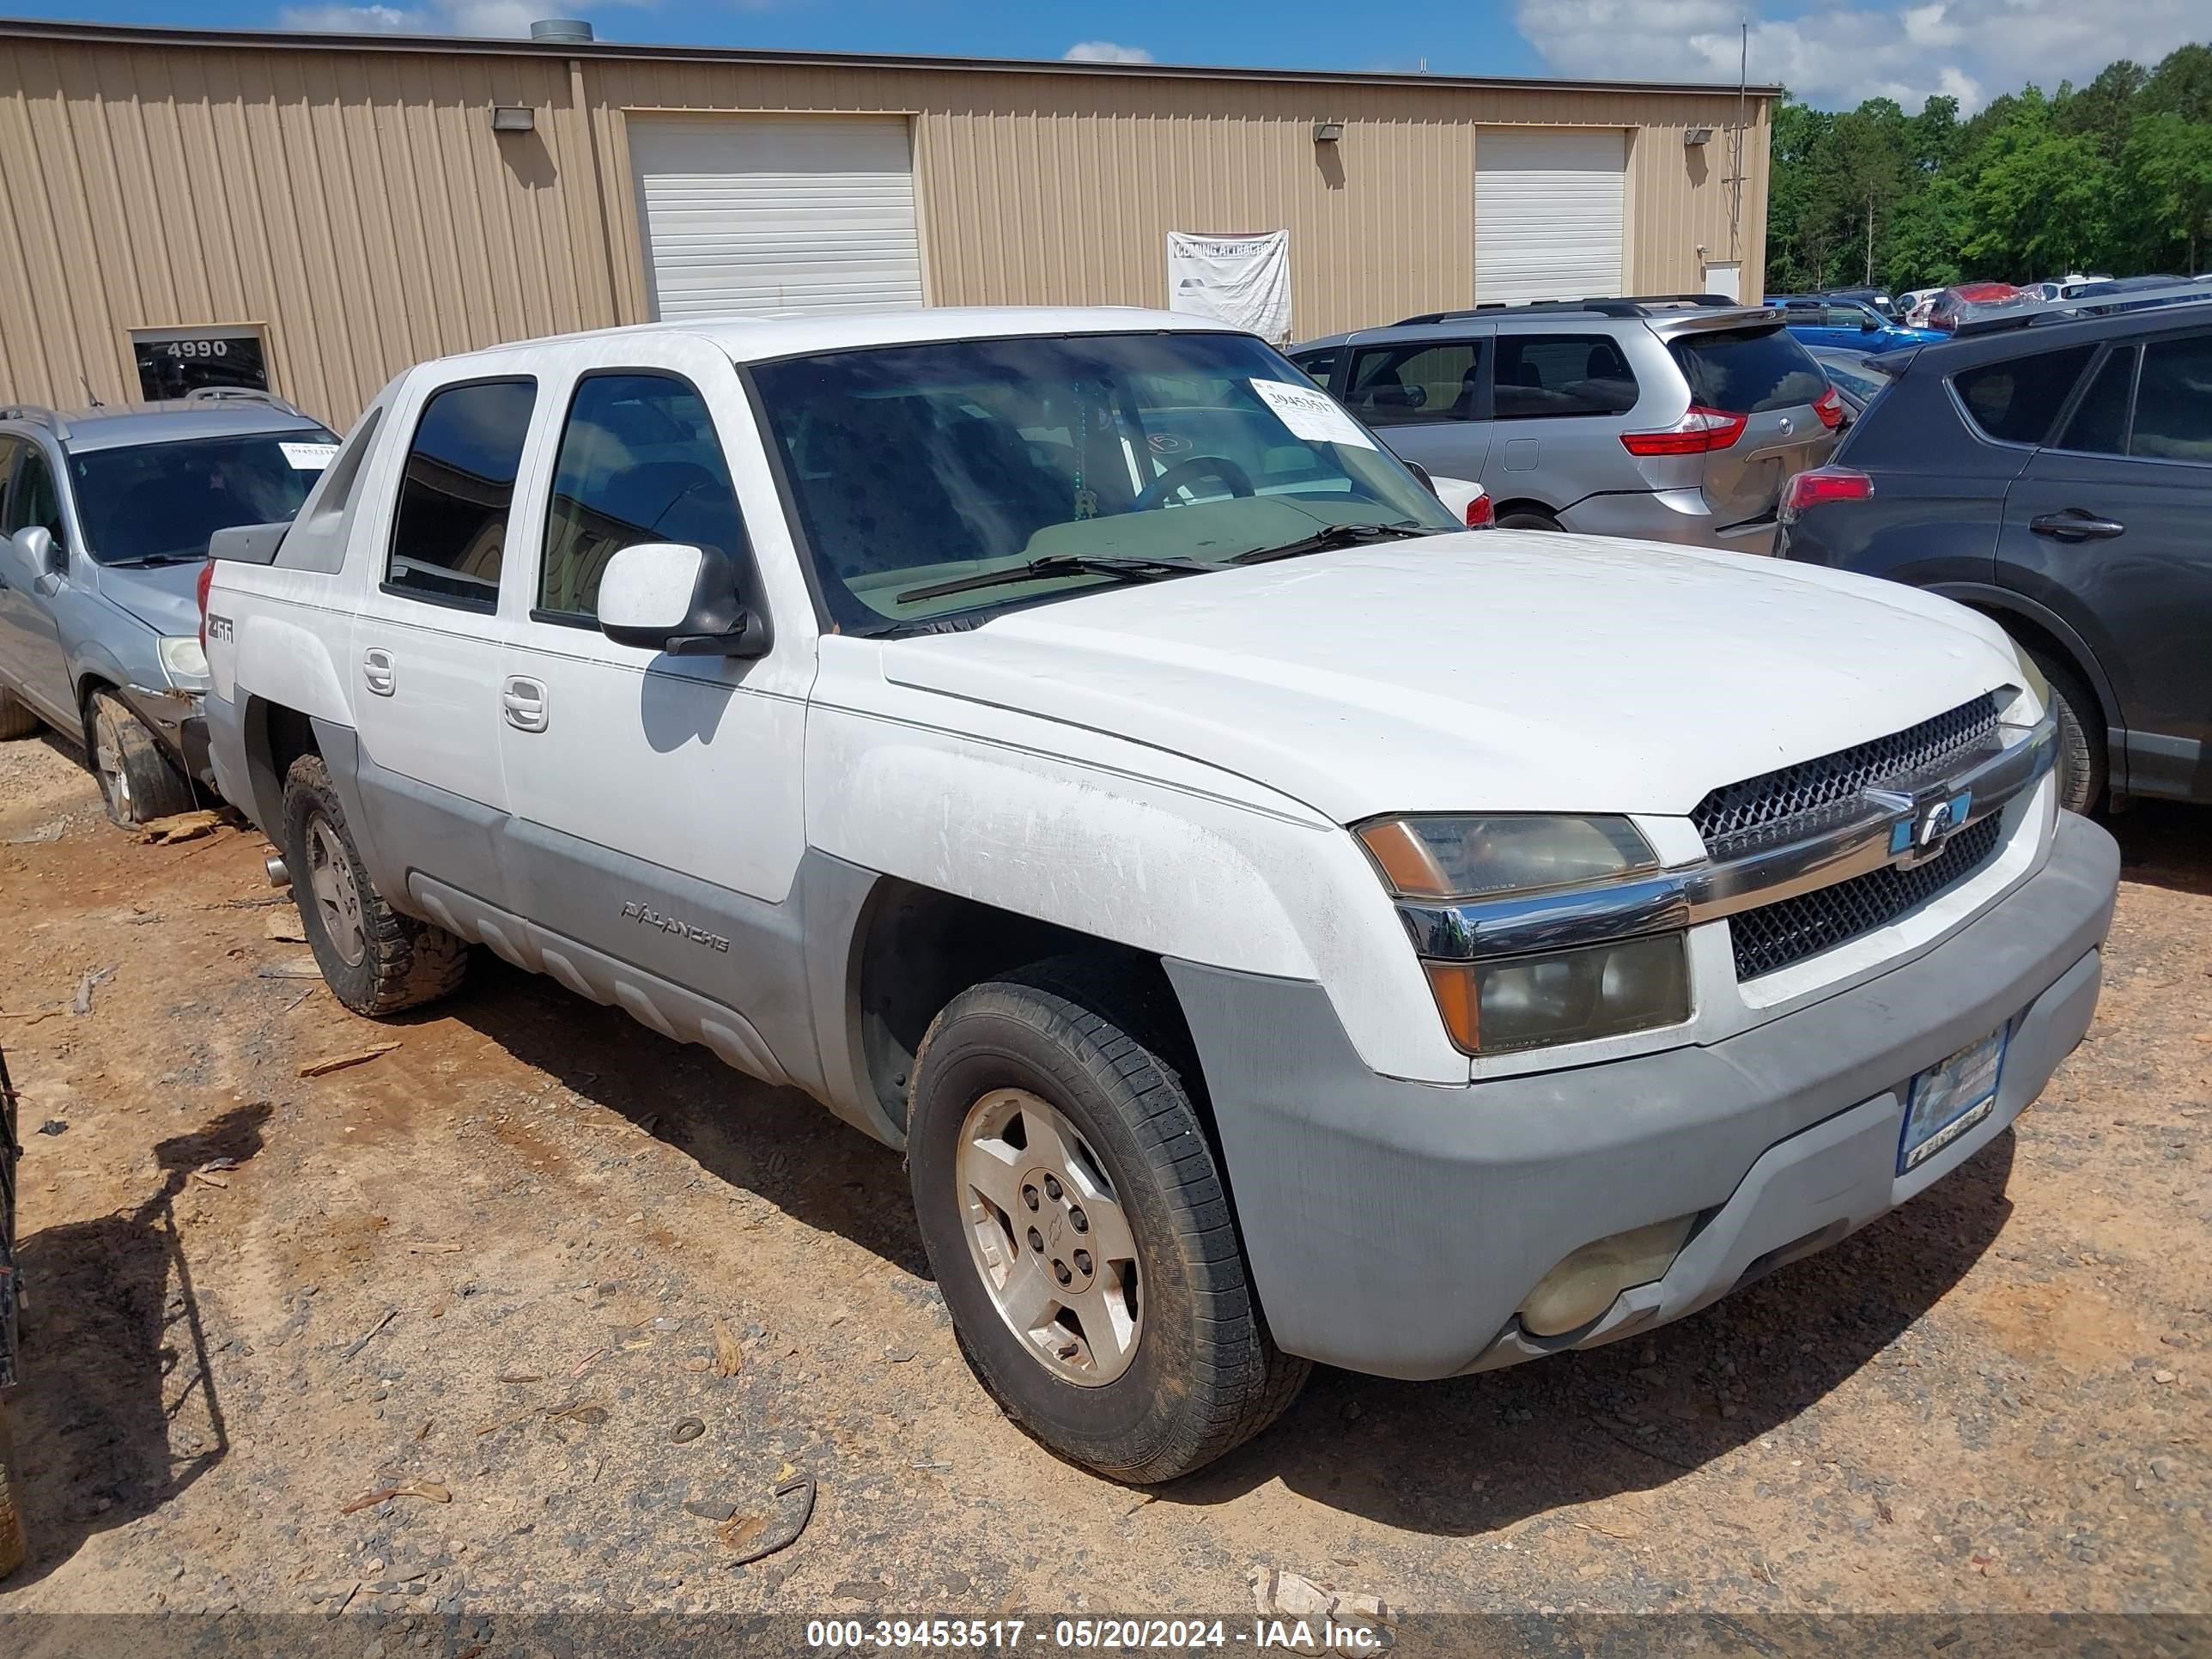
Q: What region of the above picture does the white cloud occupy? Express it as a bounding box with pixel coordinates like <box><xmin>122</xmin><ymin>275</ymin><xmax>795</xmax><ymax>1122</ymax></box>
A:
<box><xmin>277</xmin><ymin>0</ymin><xmax>578</xmax><ymax>34</ymax></box>
<box><xmin>1063</xmin><ymin>40</ymin><xmax>1155</xmax><ymax>64</ymax></box>
<box><xmin>1514</xmin><ymin>0</ymin><xmax>2203</xmax><ymax>112</ymax></box>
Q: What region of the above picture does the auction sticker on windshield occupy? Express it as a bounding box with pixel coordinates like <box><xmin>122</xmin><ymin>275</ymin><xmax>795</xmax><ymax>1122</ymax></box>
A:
<box><xmin>1249</xmin><ymin>378</ymin><xmax>1377</xmax><ymax>450</ymax></box>
<box><xmin>280</xmin><ymin>442</ymin><xmax>339</xmax><ymax>471</ymax></box>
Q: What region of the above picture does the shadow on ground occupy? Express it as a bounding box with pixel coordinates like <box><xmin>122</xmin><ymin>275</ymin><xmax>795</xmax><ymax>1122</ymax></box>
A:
<box><xmin>2106</xmin><ymin>799</ymin><xmax>2210</xmax><ymax>897</ymax></box>
<box><xmin>434</xmin><ymin>951</ymin><xmax>2027</xmax><ymax>1535</ymax></box>
<box><xmin>4</xmin><ymin>1103</ymin><xmax>268</xmax><ymax>1589</ymax></box>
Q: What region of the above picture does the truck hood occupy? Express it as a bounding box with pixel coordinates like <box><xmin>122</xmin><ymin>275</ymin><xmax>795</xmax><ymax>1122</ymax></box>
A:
<box><xmin>876</xmin><ymin>532</ymin><xmax>2021</xmax><ymax>821</ymax></box>
<box><xmin>95</xmin><ymin>560</ymin><xmax>204</xmax><ymax>639</ymax></box>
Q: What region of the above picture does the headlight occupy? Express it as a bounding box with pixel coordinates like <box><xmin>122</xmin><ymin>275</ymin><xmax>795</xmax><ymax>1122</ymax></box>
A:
<box><xmin>2003</xmin><ymin>636</ymin><xmax>2049</xmax><ymax>721</ymax></box>
<box><xmin>157</xmin><ymin>635</ymin><xmax>209</xmax><ymax>681</ymax></box>
<box><xmin>1423</xmin><ymin>933</ymin><xmax>1691</xmax><ymax>1055</ymax></box>
<box><xmin>1356</xmin><ymin>814</ymin><xmax>1658</xmax><ymax>900</ymax></box>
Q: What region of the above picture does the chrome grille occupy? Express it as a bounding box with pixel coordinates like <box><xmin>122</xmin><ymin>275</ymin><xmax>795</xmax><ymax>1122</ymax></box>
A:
<box><xmin>1729</xmin><ymin>814</ymin><xmax>2003</xmax><ymax>981</ymax></box>
<box><xmin>1691</xmin><ymin>694</ymin><xmax>2002</xmax><ymax>858</ymax></box>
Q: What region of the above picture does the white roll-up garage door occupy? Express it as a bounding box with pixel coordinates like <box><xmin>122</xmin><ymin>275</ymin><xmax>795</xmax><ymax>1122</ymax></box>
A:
<box><xmin>629</xmin><ymin>116</ymin><xmax>924</xmax><ymax>320</ymax></box>
<box><xmin>1474</xmin><ymin>129</ymin><xmax>1627</xmax><ymax>306</ymax></box>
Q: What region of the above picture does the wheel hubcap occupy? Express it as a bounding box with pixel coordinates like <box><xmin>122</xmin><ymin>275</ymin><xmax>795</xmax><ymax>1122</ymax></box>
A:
<box><xmin>956</xmin><ymin>1088</ymin><xmax>1142</xmax><ymax>1386</ymax></box>
<box><xmin>306</xmin><ymin>816</ymin><xmax>367</xmax><ymax>967</ymax></box>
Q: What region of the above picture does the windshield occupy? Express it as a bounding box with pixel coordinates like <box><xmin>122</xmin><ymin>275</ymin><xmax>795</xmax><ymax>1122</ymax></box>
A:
<box><xmin>750</xmin><ymin>331</ymin><xmax>1458</xmax><ymax>633</ymax></box>
<box><xmin>1668</xmin><ymin>326</ymin><xmax>1827</xmax><ymax>415</ymax></box>
<box><xmin>68</xmin><ymin>428</ymin><xmax>337</xmax><ymax>565</ymax></box>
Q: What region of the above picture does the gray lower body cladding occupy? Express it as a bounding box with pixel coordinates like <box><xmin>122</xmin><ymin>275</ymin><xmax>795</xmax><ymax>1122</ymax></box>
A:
<box><xmin>1165</xmin><ymin>811</ymin><xmax>2120</xmax><ymax>1381</ymax></box>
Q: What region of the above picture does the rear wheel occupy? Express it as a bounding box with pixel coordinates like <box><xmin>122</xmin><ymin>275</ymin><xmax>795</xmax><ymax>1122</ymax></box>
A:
<box><xmin>0</xmin><ymin>690</ymin><xmax>40</xmax><ymax>741</ymax></box>
<box><xmin>1495</xmin><ymin>507</ymin><xmax>1561</xmax><ymax>532</ymax></box>
<box><xmin>907</xmin><ymin>956</ymin><xmax>1308</xmax><ymax>1484</ymax></box>
<box><xmin>2031</xmin><ymin>651</ymin><xmax>2105</xmax><ymax>814</ymax></box>
<box><xmin>283</xmin><ymin>754</ymin><xmax>469</xmax><ymax>1016</ymax></box>
<box><xmin>88</xmin><ymin>689</ymin><xmax>196</xmax><ymax>827</ymax></box>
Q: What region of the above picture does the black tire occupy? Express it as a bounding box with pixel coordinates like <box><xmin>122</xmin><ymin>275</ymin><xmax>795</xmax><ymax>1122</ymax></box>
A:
<box><xmin>87</xmin><ymin>689</ymin><xmax>196</xmax><ymax>826</ymax></box>
<box><xmin>907</xmin><ymin>955</ymin><xmax>1308</xmax><ymax>1484</ymax></box>
<box><xmin>1495</xmin><ymin>507</ymin><xmax>1561</xmax><ymax>532</ymax></box>
<box><xmin>0</xmin><ymin>1403</ymin><xmax>24</xmax><ymax>1581</ymax></box>
<box><xmin>0</xmin><ymin>689</ymin><xmax>40</xmax><ymax>741</ymax></box>
<box><xmin>282</xmin><ymin>754</ymin><xmax>469</xmax><ymax>1017</ymax></box>
<box><xmin>2030</xmin><ymin>651</ymin><xmax>2105</xmax><ymax>815</ymax></box>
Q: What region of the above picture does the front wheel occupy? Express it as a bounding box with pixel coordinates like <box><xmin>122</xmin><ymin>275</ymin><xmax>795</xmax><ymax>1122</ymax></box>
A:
<box><xmin>2030</xmin><ymin>651</ymin><xmax>2106</xmax><ymax>815</ymax></box>
<box><xmin>907</xmin><ymin>957</ymin><xmax>1307</xmax><ymax>1483</ymax></box>
<box><xmin>88</xmin><ymin>690</ymin><xmax>196</xmax><ymax>827</ymax></box>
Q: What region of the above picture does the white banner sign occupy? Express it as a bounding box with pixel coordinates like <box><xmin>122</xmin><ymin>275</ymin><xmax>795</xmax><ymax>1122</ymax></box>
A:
<box><xmin>1166</xmin><ymin>230</ymin><xmax>1292</xmax><ymax>343</ymax></box>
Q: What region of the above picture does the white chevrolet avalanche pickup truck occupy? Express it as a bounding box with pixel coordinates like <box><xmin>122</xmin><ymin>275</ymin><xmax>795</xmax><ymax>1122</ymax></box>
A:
<box><xmin>202</xmin><ymin>308</ymin><xmax>2119</xmax><ymax>1482</ymax></box>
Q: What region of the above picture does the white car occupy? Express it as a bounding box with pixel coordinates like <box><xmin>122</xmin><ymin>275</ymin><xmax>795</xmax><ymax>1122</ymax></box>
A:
<box><xmin>201</xmin><ymin>307</ymin><xmax>2117</xmax><ymax>1482</ymax></box>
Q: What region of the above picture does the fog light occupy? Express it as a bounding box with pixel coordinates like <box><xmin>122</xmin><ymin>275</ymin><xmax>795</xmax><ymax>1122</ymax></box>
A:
<box><xmin>1518</xmin><ymin>1216</ymin><xmax>1694</xmax><ymax>1337</ymax></box>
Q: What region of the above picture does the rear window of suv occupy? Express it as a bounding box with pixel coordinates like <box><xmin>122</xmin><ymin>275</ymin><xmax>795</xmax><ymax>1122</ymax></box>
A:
<box><xmin>1951</xmin><ymin>345</ymin><xmax>2095</xmax><ymax>446</ymax></box>
<box><xmin>1668</xmin><ymin>325</ymin><xmax>1826</xmax><ymax>414</ymax></box>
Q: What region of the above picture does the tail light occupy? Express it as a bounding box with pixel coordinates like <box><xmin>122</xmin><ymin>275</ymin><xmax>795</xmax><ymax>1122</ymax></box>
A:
<box><xmin>1620</xmin><ymin>405</ymin><xmax>1747</xmax><ymax>456</ymax></box>
<box><xmin>1780</xmin><ymin>466</ymin><xmax>1874</xmax><ymax>523</ymax></box>
<box><xmin>1813</xmin><ymin>386</ymin><xmax>1844</xmax><ymax>429</ymax></box>
<box><xmin>196</xmin><ymin>558</ymin><xmax>216</xmax><ymax>648</ymax></box>
<box><xmin>1463</xmin><ymin>491</ymin><xmax>1493</xmax><ymax>529</ymax></box>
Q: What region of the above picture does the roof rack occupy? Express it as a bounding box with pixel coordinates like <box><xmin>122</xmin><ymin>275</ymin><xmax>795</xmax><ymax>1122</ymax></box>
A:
<box><xmin>0</xmin><ymin>404</ymin><xmax>70</xmax><ymax>440</ymax></box>
<box><xmin>183</xmin><ymin>386</ymin><xmax>307</xmax><ymax>417</ymax></box>
<box><xmin>1950</xmin><ymin>282</ymin><xmax>2212</xmax><ymax>337</ymax></box>
<box><xmin>1396</xmin><ymin>294</ymin><xmax>1742</xmax><ymax>325</ymax></box>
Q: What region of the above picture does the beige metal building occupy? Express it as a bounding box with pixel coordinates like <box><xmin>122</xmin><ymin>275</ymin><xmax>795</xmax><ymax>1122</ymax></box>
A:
<box><xmin>0</xmin><ymin>18</ymin><xmax>1776</xmax><ymax>426</ymax></box>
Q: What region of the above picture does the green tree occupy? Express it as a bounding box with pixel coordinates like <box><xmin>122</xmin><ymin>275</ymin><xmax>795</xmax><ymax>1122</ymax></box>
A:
<box><xmin>2124</xmin><ymin>112</ymin><xmax>2212</xmax><ymax>270</ymax></box>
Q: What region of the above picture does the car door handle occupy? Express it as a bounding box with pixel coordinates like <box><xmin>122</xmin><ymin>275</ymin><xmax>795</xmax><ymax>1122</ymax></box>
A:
<box><xmin>362</xmin><ymin>647</ymin><xmax>396</xmax><ymax>696</ymax></box>
<box><xmin>501</xmin><ymin>675</ymin><xmax>548</xmax><ymax>732</ymax></box>
<box><xmin>2029</xmin><ymin>510</ymin><xmax>2125</xmax><ymax>542</ymax></box>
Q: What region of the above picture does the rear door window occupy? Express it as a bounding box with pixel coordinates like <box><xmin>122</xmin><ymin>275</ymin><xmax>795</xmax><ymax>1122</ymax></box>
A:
<box><xmin>1668</xmin><ymin>325</ymin><xmax>1826</xmax><ymax>414</ymax></box>
<box><xmin>2129</xmin><ymin>332</ymin><xmax>2212</xmax><ymax>463</ymax></box>
<box><xmin>1492</xmin><ymin>334</ymin><xmax>1639</xmax><ymax>420</ymax></box>
<box><xmin>2054</xmin><ymin>347</ymin><xmax>2136</xmax><ymax>456</ymax></box>
<box><xmin>385</xmin><ymin>378</ymin><xmax>537</xmax><ymax>610</ymax></box>
<box><xmin>1951</xmin><ymin>345</ymin><xmax>2095</xmax><ymax>446</ymax></box>
<box><xmin>1344</xmin><ymin>341</ymin><xmax>1483</xmax><ymax>425</ymax></box>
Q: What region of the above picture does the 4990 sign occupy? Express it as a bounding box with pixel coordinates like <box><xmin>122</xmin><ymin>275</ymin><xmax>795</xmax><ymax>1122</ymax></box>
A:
<box><xmin>131</xmin><ymin>329</ymin><xmax>270</xmax><ymax>400</ymax></box>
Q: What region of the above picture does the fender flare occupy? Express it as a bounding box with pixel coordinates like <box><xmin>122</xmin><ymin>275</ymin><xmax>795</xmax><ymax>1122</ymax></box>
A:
<box><xmin>1924</xmin><ymin>580</ymin><xmax>2124</xmax><ymax>787</ymax></box>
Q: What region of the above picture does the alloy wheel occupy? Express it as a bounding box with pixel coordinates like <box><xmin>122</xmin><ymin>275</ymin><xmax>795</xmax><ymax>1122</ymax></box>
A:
<box><xmin>306</xmin><ymin>816</ymin><xmax>368</xmax><ymax>967</ymax></box>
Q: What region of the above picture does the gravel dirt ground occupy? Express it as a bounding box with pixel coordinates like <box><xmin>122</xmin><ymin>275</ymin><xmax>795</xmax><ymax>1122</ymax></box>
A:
<box><xmin>0</xmin><ymin>730</ymin><xmax>2204</xmax><ymax>1638</ymax></box>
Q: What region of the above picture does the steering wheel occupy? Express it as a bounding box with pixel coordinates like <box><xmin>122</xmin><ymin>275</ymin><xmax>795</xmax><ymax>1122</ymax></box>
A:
<box><xmin>1133</xmin><ymin>456</ymin><xmax>1256</xmax><ymax>511</ymax></box>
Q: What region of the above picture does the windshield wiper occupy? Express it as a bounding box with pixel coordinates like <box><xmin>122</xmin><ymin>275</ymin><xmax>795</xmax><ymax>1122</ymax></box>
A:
<box><xmin>104</xmin><ymin>553</ymin><xmax>206</xmax><ymax>568</ymax></box>
<box><xmin>1231</xmin><ymin>522</ymin><xmax>1434</xmax><ymax>565</ymax></box>
<box><xmin>896</xmin><ymin>554</ymin><xmax>1212</xmax><ymax>605</ymax></box>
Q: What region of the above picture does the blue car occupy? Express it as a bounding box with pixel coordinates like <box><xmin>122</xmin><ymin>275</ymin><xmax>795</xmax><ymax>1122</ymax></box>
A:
<box><xmin>1766</xmin><ymin>295</ymin><xmax>1943</xmax><ymax>354</ymax></box>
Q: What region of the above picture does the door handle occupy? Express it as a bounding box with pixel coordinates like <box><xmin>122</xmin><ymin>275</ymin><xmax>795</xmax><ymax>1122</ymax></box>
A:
<box><xmin>501</xmin><ymin>675</ymin><xmax>548</xmax><ymax>732</ymax></box>
<box><xmin>2029</xmin><ymin>510</ymin><xmax>2124</xmax><ymax>542</ymax></box>
<box><xmin>362</xmin><ymin>647</ymin><xmax>395</xmax><ymax>696</ymax></box>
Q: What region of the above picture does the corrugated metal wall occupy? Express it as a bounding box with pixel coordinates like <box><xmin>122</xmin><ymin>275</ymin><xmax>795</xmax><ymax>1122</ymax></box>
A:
<box><xmin>0</xmin><ymin>29</ymin><xmax>1769</xmax><ymax>424</ymax></box>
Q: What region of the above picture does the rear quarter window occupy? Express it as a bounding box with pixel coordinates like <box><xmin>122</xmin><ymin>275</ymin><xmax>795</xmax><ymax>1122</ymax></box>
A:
<box><xmin>1668</xmin><ymin>326</ymin><xmax>1826</xmax><ymax>414</ymax></box>
<box><xmin>1951</xmin><ymin>345</ymin><xmax>2096</xmax><ymax>446</ymax></box>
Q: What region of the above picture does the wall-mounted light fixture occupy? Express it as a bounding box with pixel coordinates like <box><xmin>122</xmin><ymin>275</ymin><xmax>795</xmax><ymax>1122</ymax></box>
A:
<box><xmin>1684</xmin><ymin>126</ymin><xmax>1714</xmax><ymax>146</ymax></box>
<box><xmin>1313</xmin><ymin>119</ymin><xmax>1346</xmax><ymax>144</ymax></box>
<box><xmin>490</xmin><ymin>105</ymin><xmax>537</xmax><ymax>133</ymax></box>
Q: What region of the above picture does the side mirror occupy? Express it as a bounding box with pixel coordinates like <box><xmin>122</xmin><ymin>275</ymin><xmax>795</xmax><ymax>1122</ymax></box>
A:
<box><xmin>1861</xmin><ymin>314</ymin><xmax>1881</xmax><ymax>331</ymax></box>
<box><xmin>1405</xmin><ymin>461</ymin><xmax>1438</xmax><ymax>495</ymax></box>
<box><xmin>14</xmin><ymin>526</ymin><xmax>61</xmax><ymax>578</ymax></box>
<box><xmin>598</xmin><ymin>541</ymin><xmax>769</xmax><ymax>659</ymax></box>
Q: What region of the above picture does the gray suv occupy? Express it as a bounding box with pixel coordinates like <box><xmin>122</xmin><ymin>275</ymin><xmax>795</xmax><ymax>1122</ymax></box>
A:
<box><xmin>0</xmin><ymin>393</ymin><xmax>336</xmax><ymax>823</ymax></box>
<box><xmin>1291</xmin><ymin>298</ymin><xmax>1841</xmax><ymax>550</ymax></box>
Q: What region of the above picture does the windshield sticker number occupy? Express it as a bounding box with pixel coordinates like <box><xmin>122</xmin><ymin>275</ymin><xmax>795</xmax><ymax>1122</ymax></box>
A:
<box><xmin>1249</xmin><ymin>378</ymin><xmax>1377</xmax><ymax>451</ymax></box>
<box><xmin>279</xmin><ymin>442</ymin><xmax>339</xmax><ymax>471</ymax></box>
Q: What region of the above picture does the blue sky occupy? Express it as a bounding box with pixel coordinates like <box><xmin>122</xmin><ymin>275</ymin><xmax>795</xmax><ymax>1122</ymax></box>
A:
<box><xmin>6</xmin><ymin>0</ymin><xmax>2205</xmax><ymax>112</ymax></box>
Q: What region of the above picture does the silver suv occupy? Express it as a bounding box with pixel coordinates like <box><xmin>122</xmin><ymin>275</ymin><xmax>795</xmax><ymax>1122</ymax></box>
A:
<box><xmin>0</xmin><ymin>393</ymin><xmax>336</xmax><ymax>823</ymax></box>
<box><xmin>1291</xmin><ymin>298</ymin><xmax>1841</xmax><ymax>550</ymax></box>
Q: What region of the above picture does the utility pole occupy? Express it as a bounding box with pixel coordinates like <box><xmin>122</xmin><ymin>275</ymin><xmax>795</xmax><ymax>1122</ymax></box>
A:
<box><xmin>1729</xmin><ymin>22</ymin><xmax>1747</xmax><ymax>263</ymax></box>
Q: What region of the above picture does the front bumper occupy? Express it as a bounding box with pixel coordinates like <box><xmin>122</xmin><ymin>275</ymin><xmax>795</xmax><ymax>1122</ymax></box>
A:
<box><xmin>1164</xmin><ymin>811</ymin><xmax>2119</xmax><ymax>1380</ymax></box>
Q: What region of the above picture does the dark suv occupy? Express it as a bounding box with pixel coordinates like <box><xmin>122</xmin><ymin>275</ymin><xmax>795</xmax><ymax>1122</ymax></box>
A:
<box><xmin>1778</xmin><ymin>302</ymin><xmax>2212</xmax><ymax>812</ymax></box>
